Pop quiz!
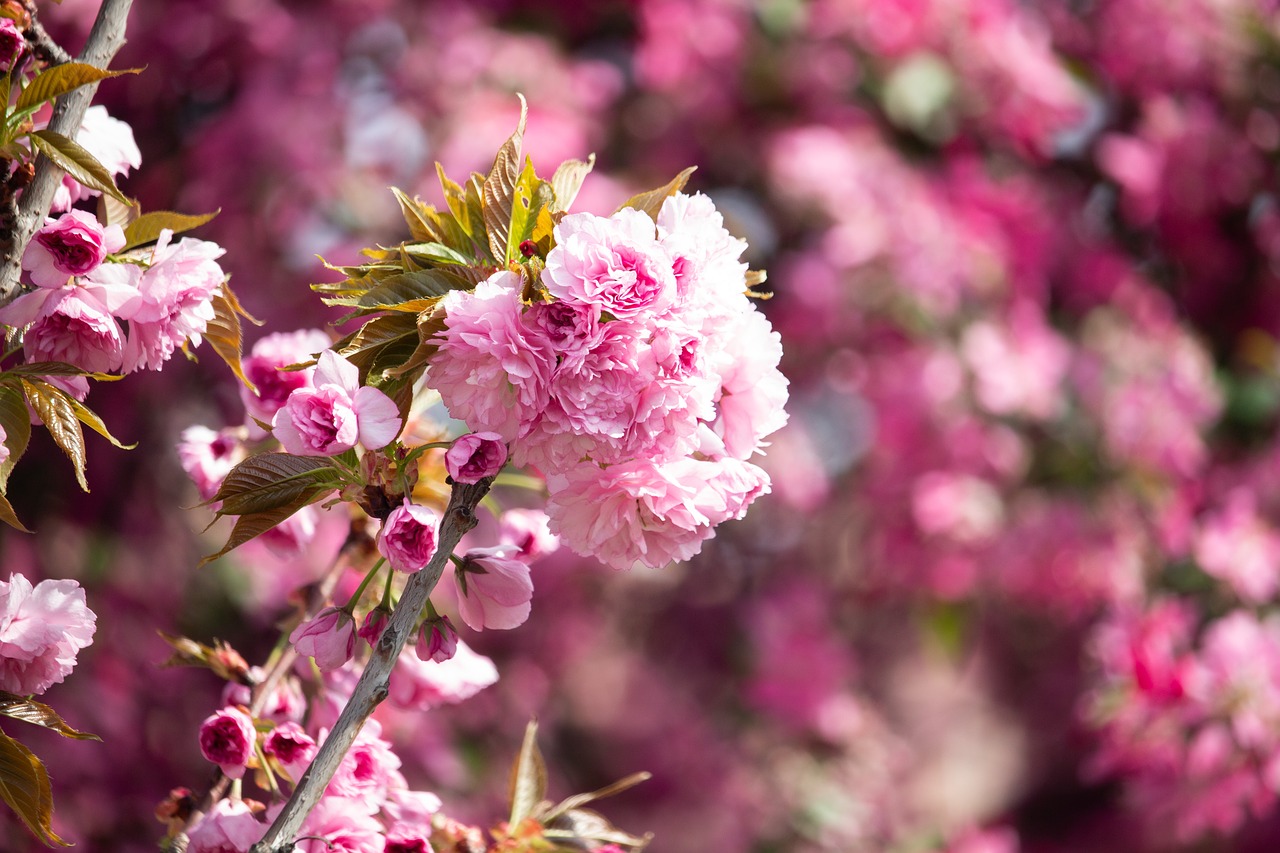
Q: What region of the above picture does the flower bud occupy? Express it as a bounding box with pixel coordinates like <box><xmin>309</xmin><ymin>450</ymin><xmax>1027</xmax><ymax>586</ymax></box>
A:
<box><xmin>378</xmin><ymin>500</ymin><xmax>440</xmax><ymax>573</ymax></box>
<box><xmin>0</xmin><ymin>18</ymin><xmax>26</xmax><ymax>74</ymax></box>
<box><xmin>288</xmin><ymin>607</ymin><xmax>356</xmax><ymax>672</ymax></box>
<box><xmin>454</xmin><ymin>547</ymin><xmax>534</xmax><ymax>631</ymax></box>
<box><xmin>417</xmin><ymin>615</ymin><xmax>458</xmax><ymax>664</ymax></box>
<box><xmin>198</xmin><ymin>707</ymin><xmax>256</xmax><ymax>779</ymax></box>
<box><xmin>444</xmin><ymin>432</ymin><xmax>508</xmax><ymax>484</ymax></box>
<box><xmin>263</xmin><ymin>721</ymin><xmax>317</xmax><ymax>782</ymax></box>
<box><xmin>359</xmin><ymin>605</ymin><xmax>391</xmax><ymax>646</ymax></box>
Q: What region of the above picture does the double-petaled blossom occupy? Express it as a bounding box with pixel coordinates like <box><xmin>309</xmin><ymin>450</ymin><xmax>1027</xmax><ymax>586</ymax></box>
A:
<box><xmin>23</xmin><ymin>211</ymin><xmax>125</xmax><ymax>288</ymax></box>
<box><xmin>239</xmin><ymin>329</ymin><xmax>332</xmax><ymax>428</ymax></box>
<box><xmin>272</xmin><ymin>350</ymin><xmax>401</xmax><ymax>456</ymax></box>
<box><xmin>289</xmin><ymin>607</ymin><xmax>356</xmax><ymax>672</ymax></box>
<box><xmin>387</xmin><ymin>639</ymin><xmax>498</xmax><ymax>711</ymax></box>
<box><xmin>454</xmin><ymin>546</ymin><xmax>534</xmax><ymax>631</ymax></box>
<box><xmin>198</xmin><ymin>707</ymin><xmax>256</xmax><ymax>779</ymax></box>
<box><xmin>377</xmin><ymin>500</ymin><xmax>439</xmax><ymax>573</ymax></box>
<box><xmin>444</xmin><ymin>431</ymin><xmax>508</xmax><ymax>483</ymax></box>
<box><xmin>0</xmin><ymin>574</ymin><xmax>96</xmax><ymax>696</ymax></box>
<box><xmin>122</xmin><ymin>231</ymin><xmax>226</xmax><ymax>372</ymax></box>
<box><xmin>544</xmin><ymin>208</ymin><xmax>676</xmax><ymax>319</ymax></box>
<box><xmin>263</xmin><ymin>721</ymin><xmax>317</xmax><ymax>782</ymax></box>
<box><xmin>185</xmin><ymin>797</ymin><xmax>265</xmax><ymax>853</ymax></box>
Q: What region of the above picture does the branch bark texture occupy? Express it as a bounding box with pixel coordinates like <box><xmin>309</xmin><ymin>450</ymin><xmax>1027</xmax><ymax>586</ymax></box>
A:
<box><xmin>250</xmin><ymin>478</ymin><xmax>491</xmax><ymax>852</ymax></box>
<box><xmin>0</xmin><ymin>0</ymin><xmax>134</xmax><ymax>301</ymax></box>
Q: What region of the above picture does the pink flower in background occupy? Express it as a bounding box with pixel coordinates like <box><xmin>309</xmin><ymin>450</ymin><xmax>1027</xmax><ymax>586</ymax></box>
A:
<box><xmin>177</xmin><ymin>425</ymin><xmax>245</xmax><ymax>501</ymax></box>
<box><xmin>1194</xmin><ymin>490</ymin><xmax>1280</xmax><ymax>604</ymax></box>
<box><xmin>294</xmin><ymin>794</ymin><xmax>382</xmax><ymax>853</ymax></box>
<box><xmin>240</xmin><ymin>329</ymin><xmax>331</xmax><ymax>427</ymax></box>
<box><xmin>198</xmin><ymin>707</ymin><xmax>256</xmax><ymax>779</ymax></box>
<box><xmin>497</xmin><ymin>508</ymin><xmax>559</xmax><ymax>561</ymax></box>
<box><xmin>273</xmin><ymin>350</ymin><xmax>401</xmax><ymax>455</ymax></box>
<box><xmin>454</xmin><ymin>546</ymin><xmax>534</xmax><ymax>631</ymax></box>
<box><xmin>444</xmin><ymin>431</ymin><xmax>507</xmax><ymax>483</ymax></box>
<box><xmin>122</xmin><ymin>232</ymin><xmax>226</xmax><ymax>372</ymax></box>
<box><xmin>185</xmin><ymin>797</ymin><xmax>264</xmax><ymax>853</ymax></box>
<box><xmin>0</xmin><ymin>18</ymin><xmax>25</xmax><ymax>73</ymax></box>
<box><xmin>0</xmin><ymin>424</ymin><xmax>8</xmax><ymax>468</ymax></box>
<box><xmin>49</xmin><ymin>106</ymin><xmax>141</xmax><ymax>212</ymax></box>
<box><xmin>0</xmin><ymin>574</ymin><xmax>96</xmax><ymax>696</ymax></box>
<box><xmin>387</xmin><ymin>639</ymin><xmax>499</xmax><ymax>711</ymax></box>
<box><xmin>22</xmin><ymin>211</ymin><xmax>125</xmax><ymax>288</ymax></box>
<box><xmin>325</xmin><ymin>719</ymin><xmax>400</xmax><ymax>810</ymax></box>
<box><xmin>544</xmin><ymin>208</ymin><xmax>676</xmax><ymax>319</ymax></box>
<box><xmin>289</xmin><ymin>607</ymin><xmax>356</xmax><ymax>672</ymax></box>
<box><xmin>378</xmin><ymin>500</ymin><xmax>439</xmax><ymax>573</ymax></box>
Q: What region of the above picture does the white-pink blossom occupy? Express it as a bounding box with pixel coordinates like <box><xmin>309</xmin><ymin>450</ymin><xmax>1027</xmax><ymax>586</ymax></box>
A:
<box><xmin>498</xmin><ymin>508</ymin><xmax>559</xmax><ymax>562</ymax></box>
<box><xmin>1194</xmin><ymin>489</ymin><xmax>1280</xmax><ymax>604</ymax></box>
<box><xmin>0</xmin><ymin>574</ymin><xmax>96</xmax><ymax>695</ymax></box>
<box><xmin>122</xmin><ymin>231</ymin><xmax>226</xmax><ymax>372</ymax></box>
<box><xmin>49</xmin><ymin>106</ymin><xmax>141</xmax><ymax>212</ymax></box>
<box><xmin>454</xmin><ymin>546</ymin><xmax>534</xmax><ymax>631</ymax></box>
<box><xmin>387</xmin><ymin>639</ymin><xmax>499</xmax><ymax>711</ymax></box>
<box><xmin>272</xmin><ymin>350</ymin><xmax>401</xmax><ymax>455</ymax></box>
<box><xmin>185</xmin><ymin>797</ymin><xmax>265</xmax><ymax>853</ymax></box>
<box><xmin>177</xmin><ymin>425</ymin><xmax>245</xmax><ymax>501</ymax></box>
<box><xmin>710</xmin><ymin>303</ymin><xmax>790</xmax><ymax>459</ymax></box>
<box><xmin>544</xmin><ymin>208</ymin><xmax>676</xmax><ymax>319</ymax></box>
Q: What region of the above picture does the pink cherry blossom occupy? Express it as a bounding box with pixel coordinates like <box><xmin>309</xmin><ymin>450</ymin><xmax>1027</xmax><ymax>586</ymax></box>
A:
<box><xmin>358</xmin><ymin>606</ymin><xmax>390</xmax><ymax>646</ymax></box>
<box><xmin>185</xmin><ymin>797</ymin><xmax>265</xmax><ymax>853</ymax></box>
<box><xmin>325</xmin><ymin>719</ymin><xmax>400</xmax><ymax>811</ymax></box>
<box><xmin>289</xmin><ymin>607</ymin><xmax>356</xmax><ymax>672</ymax></box>
<box><xmin>264</xmin><ymin>721</ymin><xmax>317</xmax><ymax>782</ymax></box>
<box><xmin>10</xmin><ymin>286</ymin><xmax>126</xmax><ymax>373</ymax></box>
<box><xmin>273</xmin><ymin>350</ymin><xmax>401</xmax><ymax>456</ymax></box>
<box><xmin>544</xmin><ymin>208</ymin><xmax>676</xmax><ymax>319</ymax></box>
<box><xmin>498</xmin><ymin>508</ymin><xmax>560</xmax><ymax>561</ymax></box>
<box><xmin>22</xmin><ymin>211</ymin><xmax>126</xmax><ymax>289</ymax></box>
<box><xmin>1194</xmin><ymin>489</ymin><xmax>1280</xmax><ymax>604</ymax></box>
<box><xmin>387</xmin><ymin>639</ymin><xmax>499</xmax><ymax>711</ymax></box>
<box><xmin>0</xmin><ymin>18</ymin><xmax>25</xmax><ymax>73</ymax></box>
<box><xmin>293</xmin><ymin>794</ymin><xmax>382</xmax><ymax>853</ymax></box>
<box><xmin>0</xmin><ymin>573</ymin><xmax>96</xmax><ymax>696</ymax></box>
<box><xmin>454</xmin><ymin>546</ymin><xmax>534</xmax><ymax>631</ymax></box>
<box><xmin>444</xmin><ymin>432</ymin><xmax>508</xmax><ymax>483</ymax></box>
<box><xmin>709</xmin><ymin>303</ymin><xmax>789</xmax><ymax>460</ymax></box>
<box><xmin>239</xmin><ymin>329</ymin><xmax>331</xmax><ymax>427</ymax></box>
<box><xmin>177</xmin><ymin>425</ymin><xmax>245</xmax><ymax>501</ymax></box>
<box><xmin>198</xmin><ymin>707</ymin><xmax>256</xmax><ymax>779</ymax></box>
<box><xmin>49</xmin><ymin>106</ymin><xmax>141</xmax><ymax>212</ymax></box>
<box><xmin>122</xmin><ymin>231</ymin><xmax>226</xmax><ymax>372</ymax></box>
<box><xmin>377</xmin><ymin>500</ymin><xmax>439</xmax><ymax>573</ymax></box>
<box><xmin>417</xmin><ymin>615</ymin><xmax>458</xmax><ymax>664</ymax></box>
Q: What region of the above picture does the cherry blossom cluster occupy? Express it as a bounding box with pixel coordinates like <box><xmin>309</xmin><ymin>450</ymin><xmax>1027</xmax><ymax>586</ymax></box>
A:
<box><xmin>0</xmin><ymin>573</ymin><xmax>95</xmax><ymax>697</ymax></box>
<box><xmin>431</xmin><ymin>192</ymin><xmax>787</xmax><ymax>570</ymax></box>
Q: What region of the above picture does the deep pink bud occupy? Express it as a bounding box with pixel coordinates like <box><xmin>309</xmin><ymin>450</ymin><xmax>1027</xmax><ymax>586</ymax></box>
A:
<box><xmin>198</xmin><ymin>707</ymin><xmax>256</xmax><ymax>779</ymax></box>
<box><xmin>359</xmin><ymin>606</ymin><xmax>391</xmax><ymax>646</ymax></box>
<box><xmin>454</xmin><ymin>546</ymin><xmax>534</xmax><ymax>631</ymax></box>
<box><xmin>378</xmin><ymin>500</ymin><xmax>440</xmax><ymax>573</ymax></box>
<box><xmin>288</xmin><ymin>607</ymin><xmax>356</xmax><ymax>672</ymax></box>
<box><xmin>444</xmin><ymin>432</ymin><xmax>508</xmax><ymax>484</ymax></box>
<box><xmin>417</xmin><ymin>615</ymin><xmax>458</xmax><ymax>664</ymax></box>
<box><xmin>263</xmin><ymin>721</ymin><xmax>317</xmax><ymax>781</ymax></box>
<box><xmin>0</xmin><ymin>19</ymin><xmax>26</xmax><ymax>74</ymax></box>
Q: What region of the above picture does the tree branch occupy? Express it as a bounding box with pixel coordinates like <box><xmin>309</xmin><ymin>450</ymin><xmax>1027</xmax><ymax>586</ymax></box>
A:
<box><xmin>0</xmin><ymin>0</ymin><xmax>134</xmax><ymax>302</ymax></box>
<box><xmin>250</xmin><ymin>478</ymin><xmax>491</xmax><ymax>852</ymax></box>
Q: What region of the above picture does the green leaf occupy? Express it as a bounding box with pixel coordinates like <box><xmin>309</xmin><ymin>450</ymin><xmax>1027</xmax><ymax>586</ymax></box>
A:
<box><xmin>508</xmin><ymin>719</ymin><xmax>547</xmax><ymax>826</ymax></box>
<box><xmin>210</xmin><ymin>453</ymin><xmax>344</xmax><ymax>517</ymax></box>
<box><xmin>435</xmin><ymin>165</ymin><xmax>485</xmax><ymax>247</ymax></box>
<box><xmin>63</xmin><ymin>395</ymin><xmax>134</xmax><ymax>450</ymax></box>
<box><xmin>0</xmin><ymin>693</ymin><xmax>98</xmax><ymax>741</ymax></box>
<box><xmin>29</xmin><ymin>130</ymin><xmax>130</xmax><ymax>205</ymax></box>
<box><xmin>0</xmin><ymin>385</ymin><xmax>31</xmax><ymax>492</ymax></box>
<box><xmin>616</xmin><ymin>166</ymin><xmax>697</xmax><ymax>222</ymax></box>
<box><xmin>121</xmin><ymin>209</ymin><xmax>220</xmax><ymax>252</ymax></box>
<box><xmin>200</xmin><ymin>495</ymin><xmax>329</xmax><ymax>567</ymax></box>
<box><xmin>3</xmin><ymin>362</ymin><xmax>125</xmax><ymax>381</ymax></box>
<box><xmin>0</xmin><ymin>494</ymin><xmax>30</xmax><ymax>534</ymax></box>
<box><xmin>17</xmin><ymin>62</ymin><xmax>142</xmax><ymax>112</ymax></box>
<box><xmin>20</xmin><ymin>380</ymin><xmax>88</xmax><ymax>492</ymax></box>
<box><xmin>482</xmin><ymin>94</ymin><xmax>528</xmax><ymax>263</ymax></box>
<box><xmin>550</xmin><ymin>154</ymin><xmax>595</xmax><ymax>213</ymax></box>
<box><xmin>96</xmin><ymin>193</ymin><xmax>139</xmax><ymax>230</ymax></box>
<box><xmin>205</xmin><ymin>283</ymin><xmax>261</xmax><ymax>392</ymax></box>
<box><xmin>401</xmin><ymin>242</ymin><xmax>473</xmax><ymax>266</ymax></box>
<box><xmin>0</xmin><ymin>728</ymin><xmax>69</xmax><ymax>847</ymax></box>
<box><xmin>338</xmin><ymin>268</ymin><xmax>472</xmax><ymax>313</ymax></box>
<box><xmin>506</xmin><ymin>156</ymin><xmax>555</xmax><ymax>263</ymax></box>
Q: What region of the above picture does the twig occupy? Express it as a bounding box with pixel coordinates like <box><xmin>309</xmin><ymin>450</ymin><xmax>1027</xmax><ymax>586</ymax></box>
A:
<box><xmin>0</xmin><ymin>0</ymin><xmax>134</xmax><ymax>302</ymax></box>
<box><xmin>22</xmin><ymin>0</ymin><xmax>72</xmax><ymax>65</ymax></box>
<box><xmin>250</xmin><ymin>478</ymin><xmax>491</xmax><ymax>852</ymax></box>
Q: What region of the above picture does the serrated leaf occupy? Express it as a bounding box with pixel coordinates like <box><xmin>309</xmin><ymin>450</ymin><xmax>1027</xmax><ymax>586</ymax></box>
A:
<box><xmin>29</xmin><ymin>129</ymin><xmax>129</xmax><ymax>204</ymax></box>
<box><xmin>17</xmin><ymin>62</ymin><xmax>142</xmax><ymax>111</ymax></box>
<box><xmin>206</xmin><ymin>284</ymin><xmax>258</xmax><ymax>392</ymax></box>
<box><xmin>507</xmin><ymin>156</ymin><xmax>555</xmax><ymax>262</ymax></box>
<box><xmin>0</xmin><ymin>693</ymin><xmax>98</xmax><ymax>741</ymax></box>
<box><xmin>531</xmin><ymin>207</ymin><xmax>559</xmax><ymax>255</ymax></box>
<box><xmin>20</xmin><ymin>379</ymin><xmax>88</xmax><ymax>492</ymax></box>
<box><xmin>483</xmin><ymin>94</ymin><xmax>529</xmax><ymax>263</ymax></box>
<box><xmin>64</xmin><ymin>395</ymin><xmax>134</xmax><ymax>449</ymax></box>
<box><xmin>541</xmin><ymin>772</ymin><xmax>652</xmax><ymax>823</ymax></box>
<box><xmin>0</xmin><ymin>385</ymin><xmax>31</xmax><ymax>492</ymax></box>
<box><xmin>0</xmin><ymin>494</ymin><xmax>30</xmax><ymax>534</ymax></box>
<box><xmin>550</xmin><ymin>154</ymin><xmax>595</xmax><ymax>213</ymax></box>
<box><xmin>333</xmin><ymin>314</ymin><xmax>420</xmax><ymax>379</ymax></box>
<box><xmin>121</xmin><ymin>209</ymin><xmax>220</xmax><ymax>252</ymax></box>
<box><xmin>209</xmin><ymin>453</ymin><xmax>343</xmax><ymax>517</ymax></box>
<box><xmin>341</xmin><ymin>269</ymin><xmax>471</xmax><ymax>313</ymax></box>
<box><xmin>3</xmin><ymin>361</ymin><xmax>125</xmax><ymax>381</ymax></box>
<box><xmin>97</xmin><ymin>193</ymin><xmax>139</xmax><ymax>229</ymax></box>
<box><xmin>508</xmin><ymin>719</ymin><xmax>548</xmax><ymax>826</ymax></box>
<box><xmin>0</xmin><ymin>728</ymin><xmax>69</xmax><ymax>847</ymax></box>
<box><xmin>200</xmin><ymin>496</ymin><xmax>328</xmax><ymax>567</ymax></box>
<box><xmin>401</xmin><ymin>242</ymin><xmax>473</xmax><ymax>266</ymax></box>
<box><xmin>616</xmin><ymin>166</ymin><xmax>697</xmax><ymax>222</ymax></box>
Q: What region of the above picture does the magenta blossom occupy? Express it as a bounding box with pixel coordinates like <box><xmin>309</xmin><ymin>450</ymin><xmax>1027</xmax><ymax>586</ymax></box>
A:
<box><xmin>378</xmin><ymin>500</ymin><xmax>440</xmax><ymax>573</ymax></box>
<box><xmin>22</xmin><ymin>211</ymin><xmax>125</xmax><ymax>288</ymax></box>
<box><xmin>0</xmin><ymin>18</ymin><xmax>25</xmax><ymax>73</ymax></box>
<box><xmin>358</xmin><ymin>605</ymin><xmax>391</xmax><ymax>646</ymax></box>
<box><xmin>289</xmin><ymin>607</ymin><xmax>356</xmax><ymax>672</ymax></box>
<box><xmin>272</xmin><ymin>350</ymin><xmax>401</xmax><ymax>456</ymax></box>
<box><xmin>0</xmin><ymin>574</ymin><xmax>96</xmax><ymax>696</ymax></box>
<box><xmin>444</xmin><ymin>432</ymin><xmax>508</xmax><ymax>483</ymax></box>
<box><xmin>264</xmin><ymin>721</ymin><xmax>317</xmax><ymax>782</ymax></box>
<box><xmin>239</xmin><ymin>329</ymin><xmax>331</xmax><ymax>427</ymax></box>
<box><xmin>417</xmin><ymin>614</ymin><xmax>458</xmax><ymax>664</ymax></box>
<box><xmin>198</xmin><ymin>707</ymin><xmax>256</xmax><ymax>779</ymax></box>
<box><xmin>185</xmin><ymin>797</ymin><xmax>265</xmax><ymax>853</ymax></box>
<box><xmin>454</xmin><ymin>546</ymin><xmax>534</xmax><ymax>631</ymax></box>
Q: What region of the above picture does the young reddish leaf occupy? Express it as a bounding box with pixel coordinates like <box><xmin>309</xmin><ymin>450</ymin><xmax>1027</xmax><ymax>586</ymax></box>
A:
<box><xmin>16</xmin><ymin>62</ymin><xmax>142</xmax><ymax>111</ymax></box>
<box><xmin>4</xmin><ymin>361</ymin><xmax>125</xmax><ymax>381</ymax></box>
<box><xmin>120</xmin><ymin>209</ymin><xmax>220</xmax><ymax>252</ymax></box>
<box><xmin>205</xmin><ymin>283</ymin><xmax>262</xmax><ymax>392</ymax></box>
<box><xmin>0</xmin><ymin>384</ymin><xmax>31</xmax><ymax>491</ymax></box>
<box><xmin>29</xmin><ymin>129</ymin><xmax>130</xmax><ymax>205</ymax></box>
<box><xmin>346</xmin><ymin>269</ymin><xmax>472</xmax><ymax>313</ymax></box>
<box><xmin>19</xmin><ymin>379</ymin><xmax>88</xmax><ymax>492</ymax></box>
<box><xmin>200</xmin><ymin>496</ymin><xmax>330</xmax><ymax>567</ymax></box>
<box><xmin>0</xmin><ymin>693</ymin><xmax>99</xmax><ymax>741</ymax></box>
<box><xmin>550</xmin><ymin>153</ymin><xmax>596</xmax><ymax>213</ymax></box>
<box><xmin>506</xmin><ymin>156</ymin><xmax>555</xmax><ymax>263</ymax></box>
<box><xmin>0</xmin><ymin>728</ymin><xmax>69</xmax><ymax>847</ymax></box>
<box><xmin>63</xmin><ymin>395</ymin><xmax>135</xmax><ymax>449</ymax></box>
<box><xmin>0</xmin><ymin>494</ymin><xmax>31</xmax><ymax>534</ymax></box>
<box><xmin>482</xmin><ymin>94</ymin><xmax>529</xmax><ymax>263</ymax></box>
<box><xmin>209</xmin><ymin>453</ymin><xmax>344</xmax><ymax>517</ymax></box>
<box><xmin>333</xmin><ymin>314</ymin><xmax>419</xmax><ymax>377</ymax></box>
<box><xmin>97</xmin><ymin>193</ymin><xmax>139</xmax><ymax>230</ymax></box>
<box><xmin>616</xmin><ymin>166</ymin><xmax>697</xmax><ymax>222</ymax></box>
<box><xmin>507</xmin><ymin>719</ymin><xmax>548</xmax><ymax>827</ymax></box>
